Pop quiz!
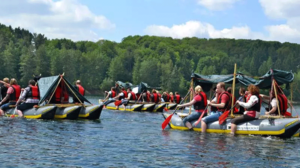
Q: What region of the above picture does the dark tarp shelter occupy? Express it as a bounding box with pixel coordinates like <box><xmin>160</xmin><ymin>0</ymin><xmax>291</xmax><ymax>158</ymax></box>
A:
<box><xmin>191</xmin><ymin>69</ymin><xmax>294</xmax><ymax>92</ymax></box>
<box><xmin>38</xmin><ymin>75</ymin><xmax>91</xmax><ymax>104</ymax></box>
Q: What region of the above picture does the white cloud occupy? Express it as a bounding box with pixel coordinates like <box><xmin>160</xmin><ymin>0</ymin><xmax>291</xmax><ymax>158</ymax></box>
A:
<box><xmin>259</xmin><ymin>0</ymin><xmax>300</xmax><ymax>43</ymax></box>
<box><xmin>0</xmin><ymin>0</ymin><xmax>115</xmax><ymax>41</ymax></box>
<box><xmin>197</xmin><ymin>0</ymin><xmax>240</xmax><ymax>11</ymax></box>
<box><xmin>145</xmin><ymin>21</ymin><xmax>264</xmax><ymax>40</ymax></box>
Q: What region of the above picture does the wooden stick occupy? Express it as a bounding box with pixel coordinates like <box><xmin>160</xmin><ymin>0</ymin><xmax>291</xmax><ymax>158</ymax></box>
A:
<box><xmin>273</xmin><ymin>79</ymin><xmax>281</xmax><ymax>117</ymax></box>
<box><xmin>47</xmin><ymin>76</ymin><xmax>63</xmax><ymax>105</ymax></box>
<box><xmin>189</xmin><ymin>78</ymin><xmax>193</xmax><ymax>115</ymax></box>
<box><xmin>230</xmin><ymin>63</ymin><xmax>237</xmax><ymax>117</ymax></box>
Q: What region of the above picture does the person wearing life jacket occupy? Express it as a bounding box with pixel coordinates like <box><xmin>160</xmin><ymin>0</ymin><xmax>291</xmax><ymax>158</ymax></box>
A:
<box><xmin>157</xmin><ymin>91</ymin><xmax>163</xmax><ymax>102</ymax></box>
<box><xmin>0</xmin><ymin>78</ymin><xmax>9</xmax><ymax>104</ymax></box>
<box><xmin>15</xmin><ymin>80</ymin><xmax>40</xmax><ymax>117</ymax></box>
<box><xmin>177</xmin><ymin>85</ymin><xmax>208</xmax><ymax>130</ymax></box>
<box><xmin>73</xmin><ymin>80</ymin><xmax>85</xmax><ymax>103</ymax></box>
<box><xmin>151</xmin><ymin>89</ymin><xmax>159</xmax><ymax>103</ymax></box>
<box><xmin>142</xmin><ymin>90</ymin><xmax>151</xmax><ymax>102</ymax></box>
<box><xmin>49</xmin><ymin>82</ymin><xmax>64</xmax><ymax>104</ymax></box>
<box><xmin>113</xmin><ymin>88</ymin><xmax>128</xmax><ymax>101</ymax></box>
<box><xmin>235</xmin><ymin>87</ymin><xmax>247</xmax><ymax>115</ymax></box>
<box><xmin>0</xmin><ymin>78</ymin><xmax>21</xmax><ymax>116</ymax></box>
<box><xmin>261</xmin><ymin>89</ymin><xmax>289</xmax><ymax>116</ymax></box>
<box><xmin>169</xmin><ymin>92</ymin><xmax>174</xmax><ymax>103</ymax></box>
<box><xmin>202</xmin><ymin>82</ymin><xmax>231</xmax><ymax>133</ymax></box>
<box><xmin>174</xmin><ymin>92</ymin><xmax>181</xmax><ymax>104</ymax></box>
<box><xmin>209</xmin><ymin>87</ymin><xmax>218</xmax><ymax>113</ymax></box>
<box><xmin>104</xmin><ymin>87</ymin><xmax>116</xmax><ymax>106</ymax></box>
<box><xmin>230</xmin><ymin>84</ymin><xmax>261</xmax><ymax>135</ymax></box>
<box><xmin>227</xmin><ymin>87</ymin><xmax>238</xmax><ymax>113</ymax></box>
<box><xmin>162</xmin><ymin>92</ymin><xmax>170</xmax><ymax>102</ymax></box>
<box><xmin>120</xmin><ymin>88</ymin><xmax>137</xmax><ymax>110</ymax></box>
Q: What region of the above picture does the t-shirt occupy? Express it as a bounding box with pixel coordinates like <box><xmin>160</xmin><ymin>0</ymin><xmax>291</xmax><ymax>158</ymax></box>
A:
<box><xmin>7</xmin><ymin>87</ymin><xmax>14</xmax><ymax>94</ymax></box>
<box><xmin>220</xmin><ymin>93</ymin><xmax>229</xmax><ymax>104</ymax></box>
<box><xmin>271</xmin><ymin>98</ymin><xmax>277</xmax><ymax>109</ymax></box>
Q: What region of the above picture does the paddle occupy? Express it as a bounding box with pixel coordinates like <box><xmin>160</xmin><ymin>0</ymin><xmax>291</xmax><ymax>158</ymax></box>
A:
<box><xmin>161</xmin><ymin>90</ymin><xmax>191</xmax><ymax>130</ymax></box>
<box><xmin>114</xmin><ymin>100</ymin><xmax>122</xmax><ymax>106</ymax></box>
<box><xmin>218</xmin><ymin>97</ymin><xmax>242</xmax><ymax>125</ymax></box>
<box><xmin>193</xmin><ymin>105</ymin><xmax>208</xmax><ymax>127</ymax></box>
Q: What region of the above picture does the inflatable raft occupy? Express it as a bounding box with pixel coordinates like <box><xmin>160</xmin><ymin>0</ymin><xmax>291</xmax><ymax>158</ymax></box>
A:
<box><xmin>5</xmin><ymin>105</ymin><xmax>57</xmax><ymax>119</ymax></box>
<box><xmin>165</xmin><ymin>103</ymin><xmax>177</xmax><ymax>110</ymax></box>
<box><xmin>162</xmin><ymin>113</ymin><xmax>300</xmax><ymax>138</ymax></box>
<box><xmin>54</xmin><ymin>104</ymin><xmax>82</xmax><ymax>119</ymax></box>
<box><xmin>153</xmin><ymin>103</ymin><xmax>167</xmax><ymax>112</ymax></box>
<box><xmin>79</xmin><ymin>104</ymin><xmax>104</xmax><ymax>119</ymax></box>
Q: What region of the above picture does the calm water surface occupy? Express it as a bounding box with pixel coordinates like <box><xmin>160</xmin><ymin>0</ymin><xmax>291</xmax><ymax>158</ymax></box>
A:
<box><xmin>0</xmin><ymin>96</ymin><xmax>300</xmax><ymax>167</ymax></box>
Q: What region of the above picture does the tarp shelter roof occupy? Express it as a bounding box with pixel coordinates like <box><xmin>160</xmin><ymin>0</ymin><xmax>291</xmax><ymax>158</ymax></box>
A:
<box><xmin>191</xmin><ymin>69</ymin><xmax>294</xmax><ymax>92</ymax></box>
<box><xmin>115</xmin><ymin>81</ymin><xmax>133</xmax><ymax>89</ymax></box>
<box><xmin>115</xmin><ymin>81</ymin><xmax>162</xmax><ymax>94</ymax></box>
<box><xmin>38</xmin><ymin>75</ymin><xmax>91</xmax><ymax>104</ymax></box>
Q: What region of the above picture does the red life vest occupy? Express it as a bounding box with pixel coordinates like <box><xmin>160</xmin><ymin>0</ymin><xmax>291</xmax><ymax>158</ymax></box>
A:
<box><xmin>110</xmin><ymin>90</ymin><xmax>116</xmax><ymax>98</ymax></box>
<box><xmin>194</xmin><ymin>92</ymin><xmax>207</xmax><ymax>111</ymax></box>
<box><xmin>55</xmin><ymin>86</ymin><xmax>62</xmax><ymax>102</ymax></box>
<box><xmin>130</xmin><ymin>91</ymin><xmax>136</xmax><ymax>100</ymax></box>
<box><xmin>170</xmin><ymin>95</ymin><xmax>174</xmax><ymax>102</ymax></box>
<box><xmin>9</xmin><ymin>85</ymin><xmax>21</xmax><ymax>102</ymax></box>
<box><xmin>77</xmin><ymin>84</ymin><xmax>85</xmax><ymax>96</ymax></box>
<box><xmin>26</xmin><ymin>86</ymin><xmax>40</xmax><ymax>99</ymax></box>
<box><xmin>166</xmin><ymin>93</ymin><xmax>170</xmax><ymax>102</ymax></box>
<box><xmin>175</xmin><ymin>94</ymin><xmax>181</xmax><ymax>104</ymax></box>
<box><xmin>152</xmin><ymin>93</ymin><xmax>159</xmax><ymax>103</ymax></box>
<box><xmin>63</xmin><ymin>92</ymin><xmax>69</xmax><ymax>102</ymax></box>
<box><xmin>121</xmin><ymin>90</ymin><xmax>128</xmax><ymax>100</ymax></box>
<box><xmin>146</xmin><ymin>92</ymin><xmax>151</xmax><ymax>102</ymax></box>
<box><xmin>217</xmin><ymin>91</ymin><xmax>231</xmax><ymax>112</ymax></box>
<box><xmin>275</xmin><ymin>94</ymin><xmax>288</xmax><ymax>115</ymax></box>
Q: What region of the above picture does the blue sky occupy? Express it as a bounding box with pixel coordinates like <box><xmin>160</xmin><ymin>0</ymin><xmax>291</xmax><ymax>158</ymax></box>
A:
<box><xmin>0</xmin><ymin>0</ymin><xmax>299</xmax><ymax>43</ymax></box>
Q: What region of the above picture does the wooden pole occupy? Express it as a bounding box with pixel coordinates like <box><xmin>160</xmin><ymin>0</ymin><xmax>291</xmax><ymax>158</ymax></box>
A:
<box><xmin>291</xmin><ymin>83</ymin><xmax>293</xmax><ymax>114</ymax></box>
<box><xmin>189</xmin><ymin>78</ymin><xmax>194</xmax><ymax>115</ymax></box>
<box><xmin>273</xmin><ymin>79</ymin><xmax>281</xmax><ymax>117</ymax></box>
<box><xmin>231</xmin><ymin>63</ymin><xmax>237</xmax><ymax>117</ymax></box>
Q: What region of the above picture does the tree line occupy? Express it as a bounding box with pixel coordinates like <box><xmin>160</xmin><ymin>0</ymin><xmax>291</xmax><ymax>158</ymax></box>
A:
<box><xmin>0</xmin><ymin>23</ymin><xmax>300</xmax><ymax>100</ymax></box>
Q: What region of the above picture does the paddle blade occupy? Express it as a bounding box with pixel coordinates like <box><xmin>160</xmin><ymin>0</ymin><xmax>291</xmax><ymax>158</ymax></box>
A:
<box><xmin>164</xmin><ymin>107</ymin><xmax>169</xmax><ymax>112</ymax></box>
<box><xmin>194</xmin><ymin>112</ymin><xmax>205</xmax><ymax>127</ymax></box>
<box><xmin>114</xmin><ymin>100</ymin><xmax>122</xmax><ymax>106</ymax></box>
<box><xmin>161</xmin><ymin>114</ymin><xmax>174</xmax><ymax>130</ymax></box>
<box><xmin>219</xmin><ymin>110</ymin><xmax>230</xmax><ymax>125</ymax></box>
<box><xmin>284</xmin><ymin>111</ymin><xmax>292</xmax><ymax>117</ymax></box>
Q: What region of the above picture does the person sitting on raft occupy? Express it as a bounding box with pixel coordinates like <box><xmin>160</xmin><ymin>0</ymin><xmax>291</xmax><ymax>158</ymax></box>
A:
<box><xmin>120</xmin><ymin>88</ymin><xmax>136</xmax><ymax>110</ymax></box>
<box><xmin>15</xmin><ymin>80</ymin><xmax>40</xmax><ymax>117</ymax></box>
<box><xmin>169</xmin><ymin>92</ymin><xmax>174</xmax><ymax>103</ymax></box>
<box><xmin>104</xmin><ymin>87</ymin><xmax>117</xmax><ymax>106</ymax></box>
<box><xmin>177</xmin><ymin>85</ymin><xmax>207</xmax><ymax>130</ymax></box>
<box><xmin>113</xmin><ymin>88</ymin><xmax>128</xmax><ymax>109</ymax></box>
<box><xmin>151</xmin><ymin>89</ymin><xmax>160</xmax><ymax>104</ymax></box>
<box><xmin>230</xmin><ymin>84</ymin><xmax>261</xmax><ymax>135</ymax></box>
<box><xmin>235</xmin><ymin>87</ymin><xmax>247</xmax><ymax>115</ymax></box>
<box><xmin>0</xmin><ymin>78</ymin><xmax>22</xmax><ymax>116</ymax></box>
<box><xmin>202</xmin><ymin>82</ymin><xmax>231</xmax><ymax>133</ymax></box>
<box><xmin>260</xmin><ymin>89</ymin><xmax>289</xmax><ymax>116</ymax></box>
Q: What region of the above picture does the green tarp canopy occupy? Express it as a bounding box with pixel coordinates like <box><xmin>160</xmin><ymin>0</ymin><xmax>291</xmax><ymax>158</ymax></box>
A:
<box><xmin>115</xmin><ymin>81</ymin><xmax>133</xmax><ymax>89</ymax></box>
<box><xmin>38</xmin><ymin>75</ymin><xmax>91</xmax><ymax>104</ymax></box>
<box><xmin>191</xmin><ymin>69</ymin><xmax>294</xmax><ymax>92</ymax></box>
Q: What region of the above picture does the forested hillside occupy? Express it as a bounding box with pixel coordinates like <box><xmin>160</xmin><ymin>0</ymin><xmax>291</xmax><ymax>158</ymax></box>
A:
<box><xmin>0</xmin><ymin>23</ymin><xmax>300</xmax><ymax>99</ymax></box>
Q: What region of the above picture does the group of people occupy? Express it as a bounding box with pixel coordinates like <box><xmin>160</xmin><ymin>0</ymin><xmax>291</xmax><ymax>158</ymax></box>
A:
<box><xmin>103</xmin><ymin>83</ymin><xmax>183</xmax><ymax>109</ymax></box>
<box><xmin>177</xmin><ymin>82</ymin><xmax>289</xmax><ymax>135</ymax></box>
<box><xmin>0</xmin><ymin>77</ymin><xmax>85</xmax><ymax>117</ymax></box>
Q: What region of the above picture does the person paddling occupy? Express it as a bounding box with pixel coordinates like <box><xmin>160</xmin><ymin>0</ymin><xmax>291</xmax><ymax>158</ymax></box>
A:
<box><xmin>230</xmin><ymin>84</ymin><xmax>261</xmax><ymax>135</ymax></box>
<box><xmin>0</xmin><ymin>78</ymin><xmax>22</xmax><ymax>116</ymax></box>
<box><xmin>177</xmin><ymin>85</ymin><xmax>207</xmax><ymax>130</ymax></box>
<box><xmin>260</xmin><ymin>89</ymin><xmax>288</xmax><ymax>116</ymax></box>
<box><xmin>15</xmin><ymin>80</ymin><xmax>40</xmax><ymax>117</ymax></box>
<box><xmin>201</xmin><ymin>82</ymin><xmax>231</xmax><ymax>133</ymax></box>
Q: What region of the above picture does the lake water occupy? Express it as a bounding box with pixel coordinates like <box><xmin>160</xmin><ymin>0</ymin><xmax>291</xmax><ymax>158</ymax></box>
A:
<box><xmin>0</xmin><ymin>96</ymin><xmax>300</xmax><ymax>167</ymax></box>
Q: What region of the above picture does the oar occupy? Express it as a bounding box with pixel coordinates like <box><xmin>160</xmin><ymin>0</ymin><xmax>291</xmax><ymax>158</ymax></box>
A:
<box><xmin>11</xmin><ymin>106</ymin><xmax>17</xmax><ymax>118</ymax></box>
<box><xmin>114</xmin><ymin>100</ymin><xmax>122</xmax><ymax>106</ymax></box>
<box><xmin>161</xmin><ymin>90</ymin><xmax>191</xmax><ymax>130</ymax></box>
<box><xmin>218</xmin><ymin>97</ymin><xmax>242</xmax><ymax>125</ymax></box>
<box><xmin>193</xmin><ymin>105</ymin><xmax>208</xmax><ymax>127</ymax></box>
